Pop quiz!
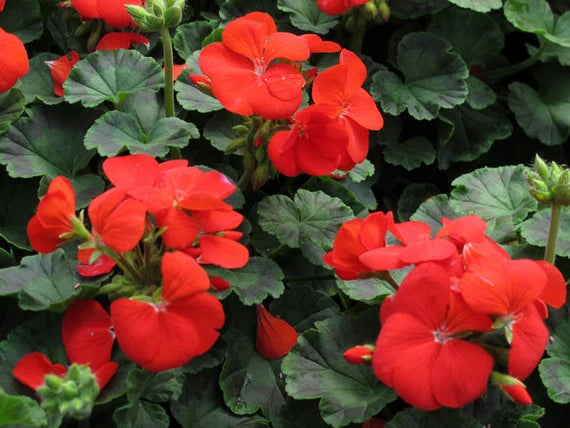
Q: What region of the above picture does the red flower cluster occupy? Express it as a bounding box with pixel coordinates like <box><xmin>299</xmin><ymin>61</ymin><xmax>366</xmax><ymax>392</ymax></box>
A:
<box><xmin>70</xmin><ymin>0</ymin><xmax>143</xmax><ymax>28</ymax></box>
<box><xmin>330</xmin><ymin>212</ymin><xmax>567</xmax><ymax>409</ymax></box>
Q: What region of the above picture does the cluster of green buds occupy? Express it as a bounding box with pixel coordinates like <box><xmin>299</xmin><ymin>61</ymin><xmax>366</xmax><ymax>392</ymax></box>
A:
<box><xmin>37</xmin><ymin>364</ymin><xmax>99</xmax><ymax>426</ymax></box>
<box><xmin>345</xmin><ymin>0</ymin><xmax>390</xmax><ymax>31</ymax></box>
<box><xmin>527</xmin><ymin>154</ymin><xmax>570</xmax><ymax>205</ymax></box>
<box><xmin>126</xmin><ymin>0</ymin><xmax>185</xmax><ymax>32</ymax></box>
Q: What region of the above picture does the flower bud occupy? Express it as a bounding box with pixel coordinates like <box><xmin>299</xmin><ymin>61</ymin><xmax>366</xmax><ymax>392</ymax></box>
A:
<box><xmin>163</xmin><ymin>6</ymin><xmax>182</xmax><ymax>27</ymax></box>
<box><xmin>535</xmin><ymin>154</ymin><xmax>550</xmax><ymax>181</ymax></box>
<box><xmin>343</xmin><ymin>345</ymin><xmax>374</xmax><ymax>364</ymax></box>
<box><xmin>491</xmin><ymin>372</ymin><xmax>532</xmax><ymax>405</ymax></box>
<box><xmin>256</xmin><ymin>304</ymin><xmax>298</xmax><ymax>359</ymax></box>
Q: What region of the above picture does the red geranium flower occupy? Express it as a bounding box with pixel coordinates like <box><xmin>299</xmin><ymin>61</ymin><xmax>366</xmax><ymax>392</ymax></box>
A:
<box><xmin>111</xmin><ymin>251</ymin><xmax>225</xmax><ymax>371</ymax></box>
<box><xmin>0</xmin><ymin>0</ymin><xmax>6</xmax><ymax>12</ymax></box>
<box><xmin>373</xmin><ymin>263</ymin><xmax>494</xmax><ymax>410</ymax></box>
<box><xmin>46</xmin><ymin>51</ymin><xmax>80</xmax><ymax>96</ymax></box>
<box><xmin>316</xmin><ymin>0</ymin><xmax>369</xmax><ymax>15</ymax></box>
<box><xmin>27</xmin><ymin>176</ymin><xmax>77</xmax><ymax>254</ymax></box>
<box><xmin>199</xmin><ymin>12</ymin><xmax>310</xmax><ymax>120</ymax></box>
<box><xmin>95</xmin><ymin>32</ymin><xmax>149</xmax><ymax>51</ymax></box>
<box><xmin>300</xmin><ymin>34</ymin><xmax>341</xmax><ymax>53</ymax></box>
<box><xmin>256</xmin><ymin>304</ymin><xmax>298</xmax><ymax>359</ymax></box>
<box><xmin>70</xmin><ymin>0</ymin><xmax>99</xmax><ymax>20</ymax></box>
<box><xmin>0</xmin><ymin>28</ymin><xmax>29</xmax><ymax>93</ymax></box>
<box><xmin>97</xmin><ymin>0</ymin><xmax>142</xmax><ymax>28</ymax></box>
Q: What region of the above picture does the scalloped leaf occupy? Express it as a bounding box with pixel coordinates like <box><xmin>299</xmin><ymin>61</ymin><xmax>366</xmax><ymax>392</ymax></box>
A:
<box><xmin>277</xmin><ymin>0</ymin><xmax>338</xmax><ymax>34</ymax></box>
<box><xmin>448</xmin><ymin>0</ymin><xmax>501</xmax><ymax>12</ymax></box>
<box><xmin>282</xmin><ymin>310</ymin><xmax>397</xmax><ymax>427</ymax></box>
<box><xmin>520</xmin><ymin>206</ymin><xmax>570</xmax><ymax>257</ymax></box>
<box><xmin>64</xmin><ymin>49</ymin><xmax>164</xmax><ymax>108</ymax></box>
<box><xmin>0</xmin><ymin>0</ymin><xmax>42</xmax><ymax>43</ymax></box>
<box><xmin>370</xmin><ymin>32</ymin><xmax>468</xmax><ymax>120</ymax></box>
<box><xmin>174</xmin><ymin>21</ymin><xmax>217</xmax><ymax>60</ymax></box>
<box><xmin>539</xmin><ymin>319</ymin><xmax>570</xmax><ymax>403</ymax></box>
<box><xmin>504</xmin><ymin>0</ymin><xmax>554</xmax><ymax>36</ymax></box>
<box><xmin>0</xmin><ymin>88</ymin><xmax>25</xmax><ymax>135</ymax></box>
<box><xmin>410</xmin><ymin>194</ymin><xmax>459</xmax><ymax>237</ymax></box>
<box><xmin>383</xmin><ymin>137</ymin><xmax>436</xmax><ymax>171</ymax></box>
<box><xmin>0</xmin><ymin>391</ymin><xmax>46</xmax><ymax>426</ymax></box>
<box><xmin>18</xmin><ymin>53</ymin><xmax>64</xmax><ymax>105</ymax></box>
<box><xmin>126</xmin><ymin>368</ymin><xmax>184</xmax><ymax>403</ymax></box>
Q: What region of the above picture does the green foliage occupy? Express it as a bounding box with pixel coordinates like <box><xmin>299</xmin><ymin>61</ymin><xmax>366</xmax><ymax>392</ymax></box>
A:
<box><xmin>277</xmin><ymin>0</ymin><xmax>338</xmax><ymax>34</ymax></box>
<box><xmin>0</xmin><ymin>391</ymin><xmax>46</xmax><ymax>426</ymax></box>
<box><xmin>539</xmin><ymin>318</ymin><xmax>570</xmax><ymax>403</ymax></box>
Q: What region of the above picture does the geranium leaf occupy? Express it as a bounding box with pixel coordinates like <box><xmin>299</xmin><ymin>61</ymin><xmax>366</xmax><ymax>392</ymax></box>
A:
<box><xmin>282</xmin><ymin>310</ymin><xmax>397</xmax><ymax>427</ymax></box>
<box><xmin>277</xmin><ymin>0</ymin><xmax>339</xmax><ymax>34</ymax></box>
<box><xmin>113</xmin><ymin>400</ymin><xmax>170</xmax><ymax>428</ymax></box>
<box><xmin>171</xmin><ymin>368</ymin><xmax>270</xmax><ymax>427</ymax></box>
<box><xmin>528</xmin><ymin>36</ymin><xmax>570</xmax><ymax>66</ymax></box>
<box><xmin>204</xmin><ymin>110</ymin><xmax>246</xmax><ymax>153</ymax></box>
<box><xmin>219</xmin><ymin>0</ymin><xmax>282</xmax><ymax>23</ymax></box>
<box><xmin>336</xmin><ymin>278</ymin><xmax>395</xmax><ymax>303</ymax></box>
<box><xmin>64</xmin><ymin>50</ymin><xmax>164</xmax><ymax>108</ymax></box>
<box><xmin>520</xmin><ymin>207</ymin><xmax>570</xmax><ymax>258</ymax></box>
<box><xmin>383</xmin><ymin>137</ymin><xmax>436</xmax><ymax>170</ymax></box>
<box><xmin>96</xmin><ymin>363</ymin><xmax>135</xmax><ymax>405</ymax></box>
<box><xmin>390</xmin><ymin>0</ymin><xmax>447</xmax><ymax>19</ymax></box>
<box><xmin>437</xmin><ymin>103</ymin><xmax>513</xmax><ymax>169</ymax></box>
<box><xmin>258</xmin><ymin>189</ymin><xmax>354</xmax><ymax>251</ymax></box>
<box><xmin>465</xmin><ymin>77</ymin><xmax>497</xmax><ymax>110</ymax></box>
<box><xmin>0</xmin><ymin>173</ymin><xmax>36</xmax><ymax>249</ymax></box>
<box><xmin>18</xmin><ymin>53</ymin><xmax>63</xmax><ymax>105</ymax></box>
<box><xmin>508</xmin><ymin>65</ymin><xmax>570</xmax><ymax>145</ymax></box>
<box><xmin>84</xmin><ymin>110</ymin><xmax>198</xmax><ymax>157</ymax></box>
<box><xmin>386</xmin><ymin>408</ymin><xmax>481</xmax><ymax>427</ymax></box>
<box><xmin>183</xmin><ymin>337</ymin><xmax>228</xmax><ymax>374</ymax></box>
<box><xmin>0</xmin><ymin>88</ymin><xmax>25</xmax><ymax>135</ymax></box>
<box><xmin>347</xmin><ymin>159</ymin><xmax>375</xmax><ymax>183</ymax></box>
<box><xmin>539</xmin><ymin>319</ymin><xmax>570</xmax><ymax>403</ymax></box>
<box><xmin>126</xmin><ymin>367</ymin><xmax>184</xmax><ymax>403</ymax></box>
<box><xmin>205</xmin><ymin>257</ymin><xmax>285</xmax><ymax>305</ymax></box>
<box><xmin>176</xmin><ymin>69</ymin><xmax>223</xmax><ymax>113</ymax></box>
<box><xmin>447</xmin><ymin>0</ymin><xmax>501</xmax><ymax>13</ymax></box>
<box><xmin>174</xmin><ymin>21</ymin><xmax>217</xmax><ymax>60</ymax></box>
<box><xmin>0</xmin><ymin>391</ymin><xmax>46</xmax><ymax>426</ymax></box>
<box><xmin>0</xmin><ymin>104</ymin><xmax>97</xmax><ymax>179</ymax></box>
<box><xmin>545</xmin><ymin>12</ymin><xmax>570</xmax><ymax>47</ymax></box>
<box><xmin>449</xmin><ymin>165</ymin><xmax>537</xmax><ymax>224</ymax></box>
<box><xmin>504</xmin><ymin>0</ymin><xmax>554</xmax><ymax>37</ymax></box>
<box><xmin>0</xmin><ymin>249</ymin><xmax>81</xmax><ymax>312</ymax></box>
<box><xmin>410</xmin><ymin>194</ymin><xmax>459</xmax><ymax>237</ymax></box>
<box><xmin>370</xmin><ymin>32</ymin><xmax>468</xmax><ymax>120</ymax></box>
<box><xmin>219</xmin><ymin>330</ymin><xmax>287</xmax><ymax>416</ymax></box>
<box><xmin>428</xmin><ymin>7</ymin><xmax>504</xmax><ymax>66</ymax></box>
<box><xmin>0</xmin><ymin>0</ymin><xmax>42</xmax><ymax>43</ymax></box>
<box><xmin>398</xmin><ymin>182</ymin><xmax>440</xmax><ymax>221</ymax></box>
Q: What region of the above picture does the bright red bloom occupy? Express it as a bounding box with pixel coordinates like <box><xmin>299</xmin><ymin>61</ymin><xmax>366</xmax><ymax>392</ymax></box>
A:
<box><xmin>76</xmin><ymin>248</ymin><xmax>116</xmax><ymax>276</ymax></box>
<box><xmin>300</xmin><ymin>34</ymin><xmax>341</xmax><ymax>53</ymax></box>
<box><xmin>317</xmin><ymin>0</ymin><xmax>369</xmax><ymax>15</ymax></box>
<box><xmin>97</xmin><ymin>0</ymin><xmax>142</xmax><ymax>28</ymax></box>
<box><xmin>373</xmin><ymin>263</ymin><xmax>494</xmax><ymax>410</ymax></box>
<box><xmin>88</xmin><ymin>188</ymin><xmax>146</xmax><ymax>254</ymax></box>
<box><xmin>343</xmin><ymin>345</ymin><xmax>373</xmax><ymax>364</ymax></box>
<box><xmin>70</xmin><ymin>0</ymin><xmax>99</xmax><ymax>20</ymax></box>
<box><xmin>268</xmin><ymin>104</ymin><xmax>348</xmax><ymax>177</ymax></box>
<box><xmin>312</xmin><ymin>49</ymin><xmax>383</xmax><ymax>169</ymax></box>
<box><xmin>27</xmin><ymin>176</ymin><xmax>76</xmax><ymax>253</ymax></box>
<box><xmin>0</xmin><ymin>28</ymin><xmax>29</xmax><ymax>93</ymax></box>
<box><xmin>255</xmin><ymin>304</ymin><xmax>298</xmax><ymax>359</ymax></box>
<box><xmin>460</xmin><ymin>258</ymin><xmax>549</xmax><ymax>380</ymax></box>
<box><xmin>111</xmin><ymin>251</ymin><xmax>225</xmax><ymax>371</ymax></box>
<box><xmin>13</xmin><ymin>353</ymin><xmax>67</xmax><ymax>390</ymax></box>
<box><xmin>46</xmin><ymin>51</ymin><xmax>80</xmax><ymax>97</ymax></box>
<box><xmin>500</xmin><ymin>382</ymin><xmax>533</xmax><ymax>405</ymax></box>
<box><xmin>95</xmin><ymin>32</ymin><xmax>149</xmax><ymax>51</ymax></box>
<box><xmin>199</xmin><ymin>12</ymin><xmax>310</xmax><ymax>120</ymax></box>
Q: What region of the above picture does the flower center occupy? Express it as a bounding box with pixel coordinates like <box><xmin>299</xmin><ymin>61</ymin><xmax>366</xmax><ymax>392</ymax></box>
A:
<box><xmin>432</xmin><ymin>325</ymin><xmax>451</xmax><ymax>344</ymax></box>
<box><xmin>253</xmin><ymin>57</ymin><xmax>266</xmax><ymax>75</ymax></box>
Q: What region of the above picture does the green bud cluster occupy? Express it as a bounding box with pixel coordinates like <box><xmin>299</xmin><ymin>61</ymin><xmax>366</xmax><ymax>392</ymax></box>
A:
<box><xmin>527</xmin><ymin>154</ymin><xmax>570</xmax><ymax>205</ymax></box>
<box><xmin>38</xmin><ymin>364</ymin><xmax>99</xmax><ymax>426</ymax></box>
<box><xmin>126</xmin><ymin>0</ymin><xmax>185</xmax><ymax>32</ymax></box>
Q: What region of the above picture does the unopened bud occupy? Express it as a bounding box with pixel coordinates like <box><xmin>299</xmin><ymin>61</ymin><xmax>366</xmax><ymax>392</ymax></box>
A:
<box><xmin>377</xmin><ymin>0</ymin><xmax>390</xmax><ymax>21</ymax></box>
<box><xmin>232</xmin><ymin>124</ymin><xmax>250</xmax><ymax>137</ymax></box>
<box><xmin>535</xmin><ymin>154</ymin><xmax>550</xmax><ymax>181</ymax></box>
<box><xmin>125</xmin><ymin>4</ymin><xmax>147</xmax><ymax>20</ymax></box>
<box><xmin>343</xmin><ymin>345</ymin><xmax>374</xmax><ymax>364</ymax></box>
<box><xmin>491</xmin><ymin>372</ymin><xmax>532</xmax><ymax>405</ymax></box>
<box><xmin>226</xmin><ymin>137</ymin><xmax>247</xmax><ymax>154</ymax></box>
<box><xmin>362</xmin><ymin>1</ymin><xmax>378</xmax><ymax>20</ymax></box>
<box><xmin>558</xmin><ymin>169</ymin><xmax>570</xmax><ymax>185</ymax></box>
<box><xmin>251</xmin><ymin>164</ymin><xmax>271</xmax><ymax>190</ymax></box>
<box><xmin>164</xmin><ymin>7</ymin><xmax>182</xmax><ymax>27</ymax></box>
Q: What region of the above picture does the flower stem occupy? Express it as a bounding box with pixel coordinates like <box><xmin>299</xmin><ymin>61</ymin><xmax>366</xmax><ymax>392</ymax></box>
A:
<box><xmin>160</xmin><ymin>27</ymin><xmax>182</xmax><ymax>159</ymax></box>
<box><xmin>480</xmin><ymin>40</ymin><xmax>549</xmax><ymax>81</ymax></box>
<box><xmin>545</xmin><ymin>201</ymin><xmax>561</xmax><ymax>264</ymax></box>
<box><xmin>349</xmin><ymin>8</ymin><xmax>367</xmax><ymax>54</ymax></box>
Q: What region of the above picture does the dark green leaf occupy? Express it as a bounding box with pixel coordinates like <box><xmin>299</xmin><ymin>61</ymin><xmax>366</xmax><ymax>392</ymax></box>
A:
<box><xmin>277</xmin><ymin>0</ymin><xmax>338</xmax><ymax>34</ymax></box>
<box><xmin>0</xmin><ymin>249</ymin><xmax>81</xmax><ymax>312</ymax></box>
<box><xmin>174</xmin><ymin>21</ymin><xmax>217</xmax><ymax>60</ymax></box>
<box><xmin>96</xmin><ymin>363</ymin><xmax>135</xmax><ymax>405</ymax></box>
<box><xmin>504</xmin><ymin>0</ymin><xmax>554</xmax><ymax>36</ymax></box>
<box><xmin>538</xmin><ymin>319</ymin><xmax>570</xmax><ymax>403</ymax></box>
<box><xmin>390</xmin><ymin>0</ymin><xmax>447</xmax><ymax>19</ymax></box>
<box><xmin>84</xmin><ymin>110</ymin><xmax>198</xmax><ymax>157</ymax></box>
<box><xmin>465</xmin><ymin>76</ymin><xmax>497</xmax><ymax>110</ymax></box>
<box><xmin>171</xmin><ymin>368</ymin><xmax>270</xmax><ymax>428</ymax></box>
<box><xmin>449</xmin><ymin>165</ymin><xmax>537</xmax><ymax>224</ymax></box>
<box><xmin>205</xmin><ymin>257</ymin><xmax>285</xmax><ymax>305</ymax></box>
<box><xmin>0</xmin><ymin>104</ymin><xmax>97</xmax><ymax>179</ymax></box>
<box><xmin>113</xmin><ymin>400</ymin><xmax>170</xmax><ymax>428</ymax></box>
<box><xmin>183</xmin><ymin>336</ymin><xmax>228</xmax><ymax>374</ymax></box>
<box><xmin>383</xmin><ymin>137</ymin><xmax>436</xmax><ymax>170</ymax></box>
<box><xmin>370</xmin><ymin>33</ymin><xmax>468</xmax><ymax>120</ymax></box>
<box><xmin>438</xmin><ymin>103</ymin><xmax>512</xmax><ymax>168</ymax></box>
<box><xmin>508</xmin><ymin>66</ymin><xmax>570</xmax><ymax>145</ymax></box>
<box><xmin>270</xmin><ymin>398</ymin><xmax>329</xmax><ymax>428</ymax></box>
<box><xmin>398</xmin><ymin>182</ymin><xmax>440</xmax><ymax>221</ymax></box>
<box><xmin>68</xmin><ymin>174</ymin><xmax>105</xmax><ymax>210</ymax></box>
<box><xmin>336</xmin><ymin>277</ymin><xmax>395</xmax><ymax>303</ymax></box>
<box><xmin>520</xmin><ymin>207</ymin><xmax>570</xmax><ymax>257</ymax></box>
<box><xmin>219</xmin><ymin>331</ymin><xmax>287</xmax><ymax>416</ymax></box>
<box><xmin>0</xmin><ymin>88</ymin><xmax>25</xmax><ymax>134</ymax></box>
<box><xmin>18</xmin><ymin>53</ymin><xmax>63</xmax><ymax>105</ymax></box>
<box><xmin>282</xmin><ymin>310</ymin><xmax>397</xmax><ymax>427</ymax></box>
<box><xmin>347</xmin><ymin>159</ymin><xmax>375</xmax><ymax>183</ymax></box>
<box><xmin>126</xmin><ymin>367</ymin><xmax>184</xmax><ymax>403</ymax></box>
<box><xmin>203</xmin><ymin>110</ymin><xmax>246</xmax><ymax>152</ymax></box>
<box><xmin>258</xmin><ymin>190</ymin><xmax>354</xmax><ymax>251</ymax></box>
<box><xmin>410</xmin><ymin>194</ymin><xmax>459</xmax><ymax>237</ymax></box>
<box><xmin>64</xmin><ymin>50</ymin><xmax>164</xmax><ymax>108</ymax></box>
<box><xmin>0</xmin><ymin>391</ymin><xmax>46</xmax><ymax>426</ymax></box>
<box><xmin>428</xmin><ymin>7</ymin><xmax>504</xmax><ymax>66</ymax></box>
<box><xmin>386</xmin><ymin>408</ymin><xmax>481</xmax><ymax>427</ymax></box>
<box><xmin>546</xmin><ymin>12</ymin><xmax>570</xmax><ymax>47</ymax></box>
<box><xmin>176</xmin><ymin>68</ymin><xmax>224</xmax><ymax>113</ymax></box>
<box><xmin>0</xmin><ymin>171</ymin><xmax>37</xmax><ymax>249</ymax></box>
<box><xmin>0</xmin><ymin>0</ymin><xmax>42</xmax><ymax>43</ymax></box>
<box><xmin>219</xmin><ymin>0</ymin><xmax>283</xmax><ymax>24</ymax></box>
<box><xmin>448</xmin><ymin>0</ymin><xmax>501</xmax><ymax>12</ymax></box>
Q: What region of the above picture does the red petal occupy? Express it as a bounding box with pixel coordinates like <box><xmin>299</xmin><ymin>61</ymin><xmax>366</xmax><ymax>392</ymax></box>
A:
<box><xmin>76</xmin><ymin>248</ymin><xmax>116</xmax><ymax>277</ymax></box>
<box><xmin>312</xmin><ymin>63</ymin><xmax>347</xmax><ymax>107</ymax></box>
<box><xmin>103</xmin><ymin>154</ymin><xmax>160</xmax><ymax>189</ymax></box>
<box><xmin>316</xmin><ymin>0</ymin><xmax>349</xmax><ymax>15</ymax></box>
<box><xmin>256</xmin><ymin>304</ymin><xmax>298</xmax><ymax>359</ymax></box>
<box><xmin>301</xmin><ymin>34</ymin><xmax>341</xmax><ymax>53</ymax></box>
<box><xmin>94</xmin><ymin>361</ymin><xmax>118</xmax><ymax>390</ymax></box>
<box><xmin>0</xmin><ymin>28</ymin><xmax>29</xmax><ymax>93</ymax></box>
<box><xmin>161</xmin><ymin>251</ymin><xmax>210</xmax><ymax>302</ymax></box>
<box><xmin>358</xmin><ymin>246</ymin><xmax>407</xmax><ymax>271</ymax></box>
<box><xmin>199</xmin><ymin>235</ymin><xmax>249</xmax><ymax>269</ymax></box>
<box><xmin>155</xmin><ymin>207</ymin><xmax>200</xmax><ymax>249</ymax></box>
<box><xmin>27</xmin><ymin>215</ymin><xmax>65</xmax><ymax>254</ymax></box>
<box><xmin>343</xmin><ymin>345</ymin><xmax>373</xmax><ymax>364</ymax></box>
<box><xmin>62</xmin><ymin>299</ymin><xmax>114</xmax><ymax>370</ymax></box>
<box><xmin>535</xmin><ymin>261</ymin><xmax>567</xmax><ymax>308</ymax></box>
<box><xmin>192</xmin><ymin>210</ymin><xmax>243</xmax><ymax>232</ymax></box>
<box><xmin>268</xmin><ymin>130</ymin><xmax>302</xmax><ymax>177</ymax></box>
<box><xmin>339</xmin><ymin>49</ymin><xmax>367</xmax><ymax>96</ymax></box>
<box><xmin>390</xmin><ymin>220</ymin><xmax>431</xmax><ymax>245</ymax></box>
<box><xmin>262</xmin><ymin>63</ymin><xmax>306</xmax><ymax>102</ymax></box>
<box><xmin>71</xmin><ymin>0</ymin><xmax>99</xmax><ymax>19</ymax></box>
<box><xmin>172</xmin><ymin>64</ymin><xmax>190</xmax><ymax>81</ymax></box>
<box><xmin>398</xmin><ymin>239</ymin><xmax>458</xmax><ymax>265</ymax></box>
<box><xmin>345</xmin><ymin>88</ymin><xmax>383</xmax><ymax>130</ymax></box>
<box><xmin>500</xmin><ymin>382</ymin><xmax>533</xmax><ymax>405</ymax></box>
<box><xmin>13</xmin><ymin>353</ymin><xmax>66</xmax><ymax>390</ymax></box>
<box><xmin>360</xmin><ymin>212</ymin><xmax>393</xmax><ymax>250</ymax></box>
<box><xmin>36</xmin><ymin>176</ymin><xmax>76</xmax><ymax>228</ymax></box>
<box><xmin>96</xmin><ymin>32</ymin><xmax>149</xmax><ymax>51</ymax></box>
<box><xmin>264</xmin><ymin>32</ymin><xmax>310</xmax><ymax>63</ymax></box>
<box><xmin>436</xmin><ymin>214</ymin><xmax>487</xmax><ymax>244</ymax></box>
<box><xmin>97</xmin><ymin>0</ymin><xmax>142</xmax><ymax>29</ymax></box>
<box><xmin>45</xmin><ymin>51</ymin><xmax>80</xmax><ymax>96</ymax></box>
<box><xmin>222</xmin><ymin>13</ymin><xmax>275</xmax><ymax>61</ymax></box>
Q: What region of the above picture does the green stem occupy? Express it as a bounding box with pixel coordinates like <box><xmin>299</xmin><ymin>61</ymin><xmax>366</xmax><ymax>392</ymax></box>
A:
<box><xmin>383</xmin><ymin>272</ymin><xmax>399</xmax><ymax>291</ymax></box>
<box><xmin>349</xmin><ymin>8</ymin><xmax>367</xmax><ymax>54</ymax></box>
<box><xmin>337</xmin><ymin>290</ymin><xmax>350</xmax><ymax>310</ymax></box>
<box><xmin>237</xmin><ymin>169</ymin><xmax>251</xmax><ymax>192</ymax></box>
<box><xmin>161</xmin><ymin>27</ymin><xmax>175</xmax><ymax>117</ymax></box>
<box><xmin>545</xmin><ymin>202</ymin><xmax>561</xmax><ymax>264</ymax></box>
<box><xmin>480</xmin><ymin>40</ymin><xmax>549</xmax><ymax>81</ymax></box>
<box><xmin>101</xmin><ymin>247</ymin><xmax>144</xmax><ymax>284</ymax></box>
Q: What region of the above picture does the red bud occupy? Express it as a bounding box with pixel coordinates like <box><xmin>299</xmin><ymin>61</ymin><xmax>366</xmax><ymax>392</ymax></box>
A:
<box><xmin>255</xmin><ymin>304</ymin><xmax>298</xmax><ymax>360</ymax></box>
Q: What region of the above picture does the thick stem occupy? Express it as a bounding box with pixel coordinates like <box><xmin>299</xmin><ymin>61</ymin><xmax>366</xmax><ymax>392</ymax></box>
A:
<box><xmin>545</xmin><ymin>202</ymin><xmax>561</xmax><ymax>264</ymax></box>
<box><xmin>161</xmin><ymin>27</ymin><xmax>175</xmax><ymax>118</ymax></box>
<box><xmin>480</xmin><ymin>40</ymin><xmax>549</xmax><ymax>81</ymax></box>
<box><xmin>349</xmin><ymin>8</ymin><xmax>367</xmax><ymax>54</ymax></box>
